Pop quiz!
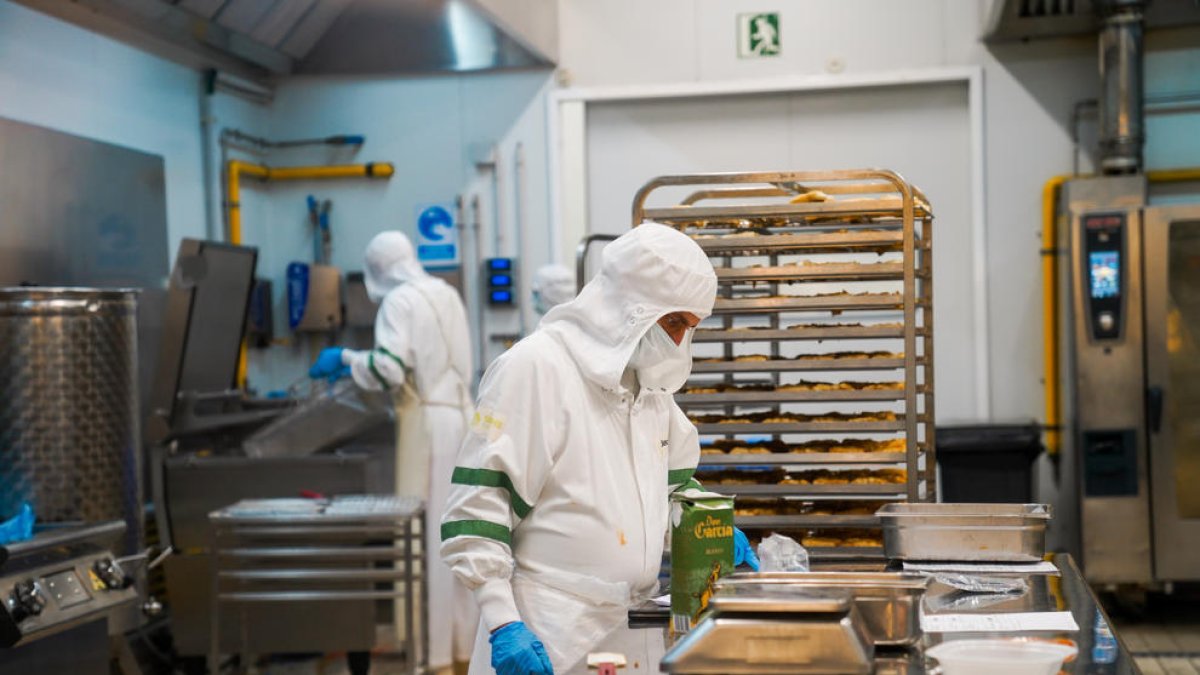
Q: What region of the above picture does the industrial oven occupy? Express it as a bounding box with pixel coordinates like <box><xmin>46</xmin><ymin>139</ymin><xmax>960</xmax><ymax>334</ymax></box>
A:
<box><xmin>1066</xmin><ymin>175</ymin><xmax>1200</xmax><ymax>585</ymax></box>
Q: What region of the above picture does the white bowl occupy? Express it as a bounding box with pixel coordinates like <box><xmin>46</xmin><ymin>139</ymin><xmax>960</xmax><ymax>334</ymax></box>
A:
<box><xmin>926</xmin><ymin>638</ymin><xmax>1078</xmax><ymax>675</ymax></box>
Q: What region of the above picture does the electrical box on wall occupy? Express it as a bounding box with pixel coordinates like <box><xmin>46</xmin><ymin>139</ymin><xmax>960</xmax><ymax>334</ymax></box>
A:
<box><xmin>343</xmin><ymin>272</ymin><xmax>378</xmax><ymax>328</ymax></box>
<box><xmin>286</xmin><ymin>262</ymin><xmax>343</xmax><ymax>331</ymax></box>
<box><xmin>246</xmin><ymin>278</ymin><xmax>273</xmax><ymax>348</ymax></box>
<box><xmin>486</xmin><ymin>258</ymin><xmax>515</xmax><ymax>306</ymax></box>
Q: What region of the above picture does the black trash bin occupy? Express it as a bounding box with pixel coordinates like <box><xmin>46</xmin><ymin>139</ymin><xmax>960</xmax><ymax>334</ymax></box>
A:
<box><xmin>936</xmin><ymin>423</ymin><xmax>1045</xmax><ymax>503</ymax></box>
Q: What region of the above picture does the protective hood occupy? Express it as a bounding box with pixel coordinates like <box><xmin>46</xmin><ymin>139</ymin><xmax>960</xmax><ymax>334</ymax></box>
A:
<box><xmin>541</xmin><ymin>222</ymin><xmax>717</xmax><ymax>393</ymax></box>
<box><xmin>531</xmin><ymin>263</ymin><xmax>576</xmax><ymax>313</ymax></box>
<box><xmin>363</xmin><ymin>231</ymin><xmax>429</xmax><ymax>302</ymax></box>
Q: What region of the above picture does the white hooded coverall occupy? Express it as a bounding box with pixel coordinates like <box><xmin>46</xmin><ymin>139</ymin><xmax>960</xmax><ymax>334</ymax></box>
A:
<box><xmin>440</xmin><ymin>223</ymin><xmax>717</xmax><ymax>673</ymax></box>
<box><xmin>530</xmin><ymin>263</ymin><xmax>576</xmax><ymax>314</ymax></box>
<box><xmin>341</xmin><ymin>231</ymin><xmax>479</xmax><ymax>668</ymax></box>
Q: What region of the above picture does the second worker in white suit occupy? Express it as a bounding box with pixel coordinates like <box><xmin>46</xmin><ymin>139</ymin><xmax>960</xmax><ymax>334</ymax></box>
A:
<box><xmin>309</xmin><ymin>231</ymin><xmax>478</xmax><ymax>672</ymax></box>
<box><xmin>441</xmin><ymin>223</ymin><xmax>745</xmax><ymax>674</ymax></box>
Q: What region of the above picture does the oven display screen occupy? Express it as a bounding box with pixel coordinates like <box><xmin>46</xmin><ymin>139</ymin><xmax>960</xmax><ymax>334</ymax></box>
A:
<box><xmin>1089</xmin><ymin>251</ymin><xmax>1120</xmax><ymax>299</ymax></box>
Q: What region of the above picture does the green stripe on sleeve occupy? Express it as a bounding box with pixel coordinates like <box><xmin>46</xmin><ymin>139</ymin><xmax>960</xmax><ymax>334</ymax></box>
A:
<box><xmin>367</xmin><ymin>351</ymin><xmax>391</xmax><ymax>391</ymax></box>
<box><xmin>451</xmin><ymin>467</ymin><xmax>533</xmax><ymax>518</ymax></box>
<box><xmin>440</xmin><ymin>519</ymin><xmax>512</xmax><ymax>545</ymax></box>
<box><xmin>377</xmin><ymin>346</ymin><xmax>407</xmax><ymax>371</ymax></box>
<box><xmin>668</xmin><ymin>467</ymin><xmax>696</xmax><ymax>486</ymax></box>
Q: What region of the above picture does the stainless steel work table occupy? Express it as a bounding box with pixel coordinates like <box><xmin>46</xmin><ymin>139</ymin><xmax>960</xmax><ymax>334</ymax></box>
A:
<box><xmin>206</xmin><ymin>496</ymin><xmax>427</xmax><ymax>675</ymax></box>
<box><xmin>602</xmin><ymin>554</ymin><xmax>1136</xmax><ymax>674</ymax></box>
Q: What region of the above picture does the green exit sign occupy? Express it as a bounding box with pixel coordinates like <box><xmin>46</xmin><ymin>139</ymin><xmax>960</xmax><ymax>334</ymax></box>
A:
<box><xmin>738</xmin><ymin>12</ymin><xmax>781</xmax><ymax>58</ymax></box>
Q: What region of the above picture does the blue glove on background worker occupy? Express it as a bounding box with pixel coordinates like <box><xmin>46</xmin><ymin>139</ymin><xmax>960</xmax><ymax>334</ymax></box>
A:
<box><xmin>309</xmin><ymin>346</ymin><xmax>350</xmax><ymax>382</ymax></box>
<box><xmin>734</xmin><ymin>527</ymin><xmax>760</xmax><ymax>571</ymax></box>
<box><xmin>490</xmin><ymin>621</ymin><xmax>554</xmax><ymax>675</ymax></box>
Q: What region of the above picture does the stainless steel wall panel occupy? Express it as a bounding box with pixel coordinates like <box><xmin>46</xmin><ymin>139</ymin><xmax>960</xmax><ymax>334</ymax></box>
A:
<box><xmin>0</xmin><ymin>116</ymin><xmax>169</xmax><ymax>423</ymax></box>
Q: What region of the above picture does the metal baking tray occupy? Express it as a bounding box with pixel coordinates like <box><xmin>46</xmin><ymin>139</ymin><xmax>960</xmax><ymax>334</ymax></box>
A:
<box><xmin>691</xmin><ymin>357</ymin><xmax>909</xmax><ymax>373</ymax></box>
<box><xmin>717</xmin><ymin>572</ymin><xmax>931</xmax><ymax>646</ymax></box>
<box><xmin>716</xmin><ymin>262</ymin><xmax>906</xmax><ymax>282</ymax></box>
<box><xmin>707</xmin><ymin>484</ymin><xmax>908</xmax><ymax>497</ymax></box>
<box><xmin>677</xmin><ymin>388</ymin><xmax>906</xmax><ymax>405</ymax></box>
<box><xmin>733</xmin><ymin>514</ymin><xmax>881</xmax><ymax>528</ymax></box>
<box><xmin>694</xmin><ymin>420</ymin><xmax>908</xmax><ymax>434</ymax></box>
<box><xmin>660</xmin><ymin>616</ymin><xmax>874</xmax><ymax>674</ymax></box>
<box><xmin>644</xmin><ymin>197</ymin><xmax>929</xmax><ymax>222</ymax></box>
<box><xmin>877</xmin><ymin>503</ymin><xmax>1051</xmax><ymax>562</ymax></box>
<box><xmin>708</xmin><ymin>584</ymin><xmax>851</xmax><ymax>613</ymax></box>
<box><xmin>713</xmin><ymin>293</ymin><xmax>906</xmax><ymax>314</ymax></box>
<box><xmin>663</xmin><ymin>587</ymin><xmax>873</xmax><ymax>674</ymax></box>
<box><xmin>693</xmin><ymin>230</ymin><xmax>905</xmax><ymax>254</ymax></box>
<box><xmin>698</xmin><ymin>451</ymin><xmax>908</xmax><ymax>465</ymax></box>
<box><xmin>693</xmin><ymin>324</ymin><xmax>910</xmax><ymax>342</ymax></box>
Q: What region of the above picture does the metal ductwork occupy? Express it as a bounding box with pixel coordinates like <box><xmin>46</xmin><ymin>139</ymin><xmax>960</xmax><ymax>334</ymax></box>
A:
<box><xmin>1097</xmin><ymin>0</ymin><xmax>1145</xmax><ymax>174</ymax></box>
<box><xmin>985</xmin><ymin>0</ymin><xmax>1200</xmax><ymax>42</ymax></box>
<box><xmin>13</xmin><ymin>0</ymin><xmax>555</xmax><ymax>82</ymax></box>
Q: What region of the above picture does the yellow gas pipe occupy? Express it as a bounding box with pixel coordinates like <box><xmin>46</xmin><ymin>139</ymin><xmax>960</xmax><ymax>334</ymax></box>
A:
<box><xmin>1042</xmin><ymin>167</ymin><xmax>1200</xmax><ymax>457</ymax></box>
<box><xmin>224</xmin><ymin>159</ymin><xmax>395</xmax><ymax>387</ymax></box>
<box><xmin>1042</xmin><ymin>175</ymin><xmax>1069</xmax><ymax>458</ymax></box>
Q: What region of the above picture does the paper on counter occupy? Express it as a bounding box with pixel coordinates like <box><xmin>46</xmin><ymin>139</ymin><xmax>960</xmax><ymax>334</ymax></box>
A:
<box><xmin>922</xmin><ymin>611</ymin><xmax>1080</xmax><ymax>633</ymax></box>
<box><xmin>903</xmin><ymin>561</ymin><xmax>1060</xmax><ymax>575</ymax></box>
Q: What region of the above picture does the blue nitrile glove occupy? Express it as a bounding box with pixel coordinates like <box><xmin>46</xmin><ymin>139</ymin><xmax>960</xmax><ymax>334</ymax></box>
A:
<box><xmin>309</xmin><ymin>347</ymin><xmax>346</xmax><ymax>381</ymax></box>
<box><xmin>490</xmin><ymin>621</ymin><xmax>554</xmax><ymax>675</ymax></box>
<box><xmin>734</xmin><ymin>527</ymin><xmax>760</xmax><ymax>571</ymax></box>
<box><xmin>0</xmin><ymin>503</ymin><xmax>35</xmax><ymax>545</ymax></box>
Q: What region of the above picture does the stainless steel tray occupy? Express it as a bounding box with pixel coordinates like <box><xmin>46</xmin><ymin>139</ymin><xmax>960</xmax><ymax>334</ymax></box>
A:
<box><xmin>660</xmin><ymin>616</ymin><xmax>874</xmax><ymax>674</ymax></box>
<box><xmin>243</xmin><ymin>380</ymin><xmax>393</xmax><ymax>459</ymax></box>
<box><xmin>708</xmin><ymin>585</ymin><xmax>851</xmax><ymax>614</ymax></box>
<box><xmin>717</xmin><ymin>572</ymin><xmax>930</xmax><ymax>646</ymax></box>
<box><xmin>877</xmin><ymin>503</ymin><xmax>1051</xmax><ymax>562</ymax></box>
<box><xmin>662</xmin><ymin>586</ymin><xmax>874</xmax><ymax>675</ymax></box>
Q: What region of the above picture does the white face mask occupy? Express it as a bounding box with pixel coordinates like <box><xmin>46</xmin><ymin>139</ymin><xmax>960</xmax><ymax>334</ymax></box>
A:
<box><xmin>628</xmin><ymin>323</ymin><xmax>694</xmax><ymax>392</ymax></box>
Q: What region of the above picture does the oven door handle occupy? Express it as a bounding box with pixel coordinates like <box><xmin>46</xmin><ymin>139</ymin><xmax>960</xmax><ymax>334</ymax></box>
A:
<box><xmin>1147</xmin><ymin>386</ymin><xmax>1164</xmax><ymax>434</ymax></box>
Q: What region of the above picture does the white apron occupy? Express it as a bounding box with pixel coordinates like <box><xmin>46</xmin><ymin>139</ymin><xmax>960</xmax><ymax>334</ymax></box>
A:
<box><xmin>393</xmin><ymin>282</ymin><xmax>478</xmax><ymax>668</ymax></box>
<box><xmin>467</xmin><ymin>567</ymin><xmax>648</xmax><ymax>674</ymax></box>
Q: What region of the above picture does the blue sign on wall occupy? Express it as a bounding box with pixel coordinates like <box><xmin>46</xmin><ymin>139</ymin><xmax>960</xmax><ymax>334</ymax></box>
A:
<box><xmin>416</xmin><ymin>204</ymin><xmax>459</xmax><ymax>268</ymax></box>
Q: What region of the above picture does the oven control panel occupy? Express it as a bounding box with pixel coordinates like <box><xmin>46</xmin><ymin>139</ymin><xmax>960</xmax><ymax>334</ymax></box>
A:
<box><xmin>1082</xmin><ymin>212</ymin><xmax>1127</xmax><ymax>341</ymax></box>
<box><xmin>0</xmin><ymin>552</ymin><xmax>137</xmax><ymax>647</ymax></box>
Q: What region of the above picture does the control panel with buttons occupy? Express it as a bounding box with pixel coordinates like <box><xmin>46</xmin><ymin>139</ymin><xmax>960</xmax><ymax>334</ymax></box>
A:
<box><xmin>1082</xmin><ymin>212</ymin><xmax>1127</xmax><ymax>341</ymax></box>
<box><xmin>0</xmin><ymin>552</ymin><xmax>137</xmax><ymax>647</ymax></box>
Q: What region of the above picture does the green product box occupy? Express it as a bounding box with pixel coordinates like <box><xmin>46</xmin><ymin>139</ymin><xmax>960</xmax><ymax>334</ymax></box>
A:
<box><xmin>669</xmin><ymin>489</ymin><xmax>734</xmax><ymax>633</ymax></box>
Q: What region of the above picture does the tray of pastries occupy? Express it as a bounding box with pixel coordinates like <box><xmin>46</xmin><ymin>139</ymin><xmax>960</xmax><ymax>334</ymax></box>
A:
<box><xmin>700</xmin><ymin>438</ymin><xmax>906</xmax><ymax>455</ymax></box>
<box><xmin>688</xmin><ymin>411</ymin><xmax>898</xmax><ymax>425</ymax></box>
<box><xmin>680</xmin><ymin>380</ymin><xmax>903</xmax><ymax>398</ymax></box>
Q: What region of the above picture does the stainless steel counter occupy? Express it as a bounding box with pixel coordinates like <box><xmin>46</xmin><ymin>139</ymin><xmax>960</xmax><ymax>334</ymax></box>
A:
<box><xmin>595</xmin><ymin>554</ymin><xmax>1135</xmax><ymax>674</ymax></box>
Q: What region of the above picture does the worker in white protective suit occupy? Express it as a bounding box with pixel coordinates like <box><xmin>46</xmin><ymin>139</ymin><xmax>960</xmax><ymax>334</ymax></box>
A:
<box><xmin>308</xmin><ymin>231</ymin><xmax>478</xmax><ymax>673</ymax></box>
<box><xmin>530</xmin><ymin>263</ymin><xmax>576</xmax><ymax>315</ymax></box>
<box><xmin>442</xmin><ymin>223</ymin><xmax>754</xmax><ymax>675</ymax></box>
